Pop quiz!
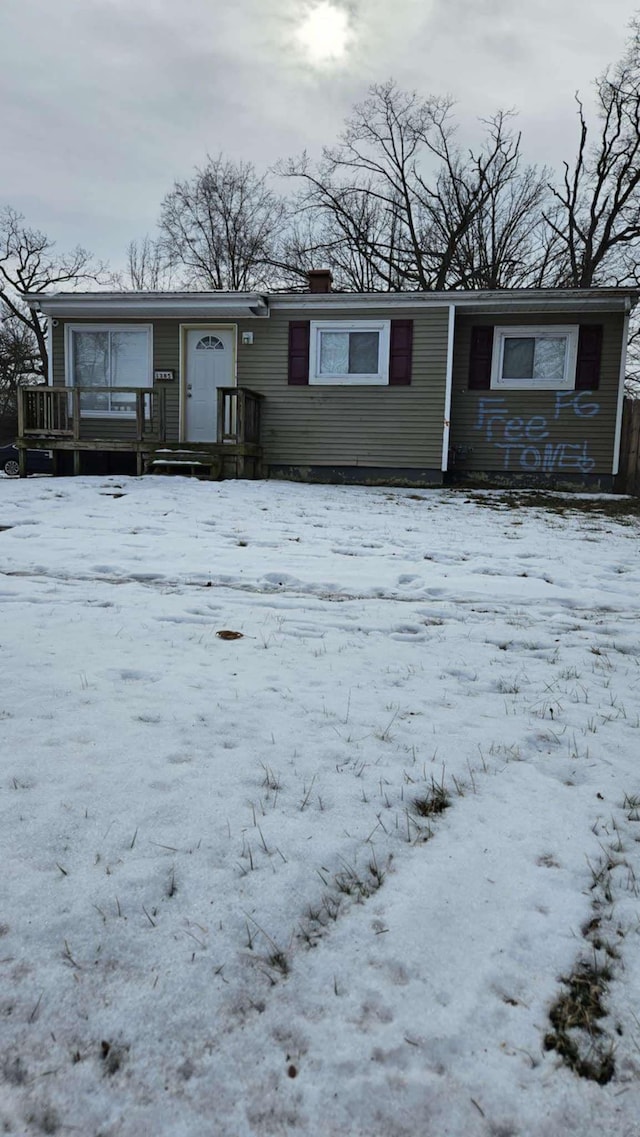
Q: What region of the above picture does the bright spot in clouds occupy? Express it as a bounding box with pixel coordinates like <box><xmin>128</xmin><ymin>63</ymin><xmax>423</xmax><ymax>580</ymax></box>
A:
<box><xmin>294</xmin><ymin>1</ymin><xmax>353</xmax><ymax>66</ymax></box>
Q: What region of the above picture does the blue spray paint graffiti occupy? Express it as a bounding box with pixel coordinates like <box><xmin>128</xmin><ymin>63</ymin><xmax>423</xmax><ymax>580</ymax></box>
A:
<box><xmin>474</xmin><ymin>392</ymin><xmax>600</xmax><ymax>473</ymax></box>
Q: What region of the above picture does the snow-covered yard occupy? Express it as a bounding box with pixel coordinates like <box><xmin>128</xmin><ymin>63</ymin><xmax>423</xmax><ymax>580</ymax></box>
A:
<box><xmin>1</xmin><ymin>476</ymin><xmax>640</xmax><ymax>1136</ymax></box>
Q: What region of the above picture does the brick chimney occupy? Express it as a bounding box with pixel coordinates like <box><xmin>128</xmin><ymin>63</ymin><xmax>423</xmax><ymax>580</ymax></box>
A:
<box><xmin>307</xmin><ymin>269</ymin><xmax>333</xmax><ymax>293</ymax></box>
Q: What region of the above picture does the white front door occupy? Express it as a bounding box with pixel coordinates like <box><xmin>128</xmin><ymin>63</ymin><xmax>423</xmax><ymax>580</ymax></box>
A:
<box><xmin>185</xmin><ymin>328</ymin><xmax>234</xmax><ymax>442</ymax></box>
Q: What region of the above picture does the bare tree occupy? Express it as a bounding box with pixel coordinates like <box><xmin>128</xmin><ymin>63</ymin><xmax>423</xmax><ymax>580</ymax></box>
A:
<box><xmin>272</xmin><ymin>167</ymin><xmax>406</xmax><ymax>291</ymax></box>
<box><xmin>281</xmin><ymin>83</ymin><xmax>550</xmax><ymax>291</ymax></box>
<box><xmin>411</xmin><ymin>109</ymin><xmax>541</xmax><ymax>290</ymax></box>
<box><xmin>128</xmin><ymin>25</ymin><xmax>640</xmax><ymax>303</ymax></box>
<box><xmin>546</xmin><ymin>20</ymin><xmax>640</xmax><ymax>288</ymax></box>
<box><xmin>122</xmin><ymin>235</ymin><xmax>175</xmax><ymax>290</ymax></box>
<box><xmin>0</xmin><ymin>305</ymin><xmax>39</xmax><ymax>435</ymax></box>
<box><xmin>280</xmin><ymin>84</ymin><xmax>449</xmax><ymax>290</ymax></box>
<box><xmin>451</xmin><ymin>152</ymin><xmax>556</xmax><ymax>289</ymax></box>
<box><xmin>158</xmin><ymin>156</ymin><xmax>287</xmax><ymax>290</ymax></box>
<box><xmin>0</xmin><ymin>206</ymin><xmax>106</xmax><ymax>380</ymax></box>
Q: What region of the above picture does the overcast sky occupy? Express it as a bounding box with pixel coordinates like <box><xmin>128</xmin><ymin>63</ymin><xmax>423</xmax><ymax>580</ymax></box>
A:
<box><xmin>1</xmin><ymin>0</ymin><xmax>638</xmax><ymax>272</ymax></box>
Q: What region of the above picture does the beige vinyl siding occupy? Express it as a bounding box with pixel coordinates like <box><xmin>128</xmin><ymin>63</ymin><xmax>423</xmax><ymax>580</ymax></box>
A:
<box><xmin>52</xmin><ymin>319</ymin><xmax>65</xmax><ymax>387</ymax></box>
<box><xmin>53</xmin><ymin>307</ymin><xmax>450</xmax><ymax>465</ymax></box>
<box><xmin>236</xmin><ymin>307</ymin><xmax>449</xmax><ymax>469</ymax></box>
<box><xmin>76</xmin><ymin>420</ymin><xmax>138</xmax><ymax>441</ymax></box>
<box><xmin>449</xmin><ymin>311</ymin><xmax>624</xmax><ymax>476</ymax></box>
<box><xmin>153</xmin><ymin>321</ymin><xmax>180</xmax><ymax>440</ymax></box>
<box><xmin>53</xmin><ymin>318</ymin><xmax>182</xmax><ymax>442</ymax></box>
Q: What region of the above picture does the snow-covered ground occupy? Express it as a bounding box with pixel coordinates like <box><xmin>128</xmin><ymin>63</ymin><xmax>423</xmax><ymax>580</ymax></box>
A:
<box><xmin>1</xmin><ymin>476</ymin><xmax>640</xmax><ymax>1136</ymax></box>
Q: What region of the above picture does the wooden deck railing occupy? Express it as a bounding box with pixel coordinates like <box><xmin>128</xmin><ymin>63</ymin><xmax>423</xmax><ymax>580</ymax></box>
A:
<box><xmin>217</xmin><ymin>387</ymin><xmax>263</xmax><ymax>446</ymax></box>
<box><xmin>18</xmin><ymin>386</ymin><xmax>166</xmax><ymax>442</ymax></box>
<box><xmin>18</xmin><ymin>385</ymin><xmax>263</xmax><ymax>468</ymax></box>
<box><xmin>19</xmin><ymin>386</ymin><xmax>72</xmax><ymax>436</ymax></box>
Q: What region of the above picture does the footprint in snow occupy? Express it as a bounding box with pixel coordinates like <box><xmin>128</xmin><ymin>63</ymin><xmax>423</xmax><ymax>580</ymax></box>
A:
<box><xmin>111</xmin><ymin>669</ymin><xmax>161</xmax><ymax>683</ymax></box>
<box><xmin>331</xmin><ymin>546</ymin><xmax>369</xmax><ymax>557</ymax></box>
<box><xmin>397</xmin><ymin>574</ymin><xmax>422</xmax><ymax>588</ymax></box>
<box><xmin>280</xmin><ymin>625</ymin><xmax>326</xmax><ymax>639</ymax></box>
<box><xmin>389</xmin><ymin>624</ymin><xmax>426</xmax><ymax>641</ymax></box>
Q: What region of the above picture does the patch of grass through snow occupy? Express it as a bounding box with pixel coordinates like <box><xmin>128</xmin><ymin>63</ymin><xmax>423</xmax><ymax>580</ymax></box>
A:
<box><xmin>412</xmin><ymin>777</ymin><xmax>451</xmax><ymax>819</ymax></box>
<box><xmin>543</xmin><ymin>789</ymin><xmax>640</xmax><ymax>1084</ymax></box>
<box><xmin>544</xmin><ymin>959</ymin><xmax>615</xmax><ymax>1085</ymax></box>
<box><xmin>461</xmin><ymin>490</ymin><xmax>640</xmax><ymax>522</ymax></box>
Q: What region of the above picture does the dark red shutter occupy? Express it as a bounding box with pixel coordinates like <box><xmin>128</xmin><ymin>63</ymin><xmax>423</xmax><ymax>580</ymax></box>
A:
<box><xmin>389</xmin><ymin>320</ymin><xmax>413</xmax><ymax>385</ymax></box>
<box><xmin>575</xmin><ymin>325</ymin><xmax>603</xmax><ymax>390</ymax></box>
<box><xmin>288</xmin><ymin>321</ymin><xmax>310</xmax><ymax>385</ymax></box>
<box><xmin>468</xmin><ymin>326</ymin><xmax>494</xmax><ymax>390</ymax></box>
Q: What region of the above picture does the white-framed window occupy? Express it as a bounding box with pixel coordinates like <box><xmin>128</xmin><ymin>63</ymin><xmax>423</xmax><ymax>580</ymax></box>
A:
<box><xmin>65</xmin><ymin>324</ymin><xmax>153</xmax><ymax>416</ymax></box>
<box><xmin>309</xmin><ymin>320</ymin><xmax>391</xmax><ymax>385</ymax></box>
<box><xmin>491</xmin><ymin>326</ymin><xmax>579</xmax><ymax>391</ymax></box>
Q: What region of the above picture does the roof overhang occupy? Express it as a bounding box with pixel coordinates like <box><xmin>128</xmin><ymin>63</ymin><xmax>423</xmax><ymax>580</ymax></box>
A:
<box><xmin>445</xmin><ymin>289</ymin><xmax>639</xmax><ymax>315</ymax></box>
<box><xmin>23</xmin><ymin>292</ymin><xmax>270</xmax><ymax>319</ymax></box>
<box><xmin>22</xmin><ymin>287</ymin><xmax>639</xmax><ymax>320</ymax></box>
<box><xmin>270</xmin><ymin>288</ymin><xmax>639</xmax><ymax>314</ymax></box>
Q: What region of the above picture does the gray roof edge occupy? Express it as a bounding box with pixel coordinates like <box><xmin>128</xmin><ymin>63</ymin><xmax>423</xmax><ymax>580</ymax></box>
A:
<box><xmin>22</xmin><ymin>292</ymin><xmax>270</xmax><ymax>318</ymax></box>
<box><xmin>22</xmin><ymin>287</ymin><xmax>639</xmax><ymax>317</ymax></box>
<box><xmin>271</xmin><ymin>288</ymin><xmax>639</xmax><ymax>311</ymax></box>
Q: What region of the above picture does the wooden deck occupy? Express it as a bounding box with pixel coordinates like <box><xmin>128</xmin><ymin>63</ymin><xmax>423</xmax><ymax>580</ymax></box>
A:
<box><xmin>16</xmin><ymin>386</ymin><xmax>264</xmax><ymax>478</ymax></box>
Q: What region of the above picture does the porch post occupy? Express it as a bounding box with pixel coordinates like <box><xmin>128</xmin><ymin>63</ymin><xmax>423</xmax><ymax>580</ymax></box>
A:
<box><xmin>17</xmin><ymin>386</ymin><xmax>25</xmax><ymax>439</ymax></box>
<box><xmin>72</xmin><ymin>389</ymin><xmax>81</xmax><ymax>440</ymax></box>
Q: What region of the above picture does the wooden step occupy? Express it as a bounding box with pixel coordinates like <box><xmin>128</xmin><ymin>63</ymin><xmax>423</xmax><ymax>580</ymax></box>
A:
<box><xmin>145</xmin><ymin>449</ymin><xmax>222</xmax><ymax>479</ymax></box>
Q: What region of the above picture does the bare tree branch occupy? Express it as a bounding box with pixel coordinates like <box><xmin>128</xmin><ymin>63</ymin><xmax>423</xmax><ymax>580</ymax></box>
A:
<box><xmin>158</xmin><ymin>156</ymin><xmax>287</xmax><ymax>290</ymax></box>
<box><xmin>116</xmin><ymin>236</ymin><xmax>175</xmax><ymax>291</ymax></box>
<box><xmin>278</xmin><ymin>84</ymin><xmax>553</xmax><ymax>291</ymax></box>
<box><xmin>546</xmin><ymin>21</ymin><xmax>640</xmax><ymax>288</ymax></box>
<box><xmin>0</xmin><ymin>206</ymin><xmax>107</xmax><ymax>379</ymax></box>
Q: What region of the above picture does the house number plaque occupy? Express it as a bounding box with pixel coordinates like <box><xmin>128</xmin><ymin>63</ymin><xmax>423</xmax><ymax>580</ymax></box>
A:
<box><xmin>154</xmin><ymin>370</ymin><xmax>175</xmax><ymax>382</ymax></box>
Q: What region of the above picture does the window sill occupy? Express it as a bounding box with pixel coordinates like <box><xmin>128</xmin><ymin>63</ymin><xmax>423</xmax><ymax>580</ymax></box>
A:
<box><xmin>490</xmin><ymin>380</ymin><xmax>575</xmax><ymax>392</ymax></box>
<box><xmin>309</xmin><ymin>376</ymin><xmax>389</xmax><ymax>386</ymax></box>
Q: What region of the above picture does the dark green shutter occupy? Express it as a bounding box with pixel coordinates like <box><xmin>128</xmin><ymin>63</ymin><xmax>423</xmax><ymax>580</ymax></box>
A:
<box><xmin>468</xmin><ymin>326</ymin><xmax>494</xmax><ymax>390</ymax></box>
<box><xmin>288</xmin><ymin>321</ymin><xmax>310</xmax><ymax>385</ymax></box>
<box><xmin>389</xmin><ymin>320</ymin><xmax>413</xmax><ymax>385</ymax></box>
<box><xmin>575</xmin><ymin>325</ymin><xmax>603</xmax><ymax>390</ymax></box>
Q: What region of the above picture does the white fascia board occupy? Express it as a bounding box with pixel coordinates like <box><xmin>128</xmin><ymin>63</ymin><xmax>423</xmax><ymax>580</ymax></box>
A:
<box><xmin>24</xmin><ymin>294</ymin><xmax>270</xmax><ymax>319</ymax></box>
<box><xmin>451</xmin><ymin>292</ymin><xmax>639</xmax><ymax>314</ymax></box>
<box><xmin>271</xmin><ymin>295</ymin><xmax>450</xmax><ymax>311</ymax></box>
<box><xmin>457</xmin><ymin>298</ymin><xmax>633</xmax><ymax>315</ymax></box>
<box><xmin>447</xmin><ymin>289</ymin><xmax>639</xmax><ymax>310</ymax></box>
<box><xmin>24</xmin><ymin>287</ymin><xmax>639</xmax><ymax>319</ymax></box>
<box><xmin>270</xmin><ymin>292</ymin><xmax>638</xmax><ymax>315</ymax></box>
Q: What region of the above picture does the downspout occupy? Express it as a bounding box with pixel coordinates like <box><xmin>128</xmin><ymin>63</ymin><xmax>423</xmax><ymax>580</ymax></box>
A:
<box><xmin>441</xmin><ymin>304</ymin><xmax>455</xmax><ymax>472</ymax></box>
<box><xmin>612</xmin><ymin>299</ymin><xmax>631</xmax><ymax>477</ymax></box>
<box><xmin>47</xmin><ymin>316</ymin><xmax>53</xmax><ymax>385</ymax></box>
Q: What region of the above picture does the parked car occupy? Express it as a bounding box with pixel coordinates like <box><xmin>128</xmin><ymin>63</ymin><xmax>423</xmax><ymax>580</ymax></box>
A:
<box><xmin>0</xmin><ymin>444</ymin><xmax>52</xmax><ymax>477</ymax></box>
